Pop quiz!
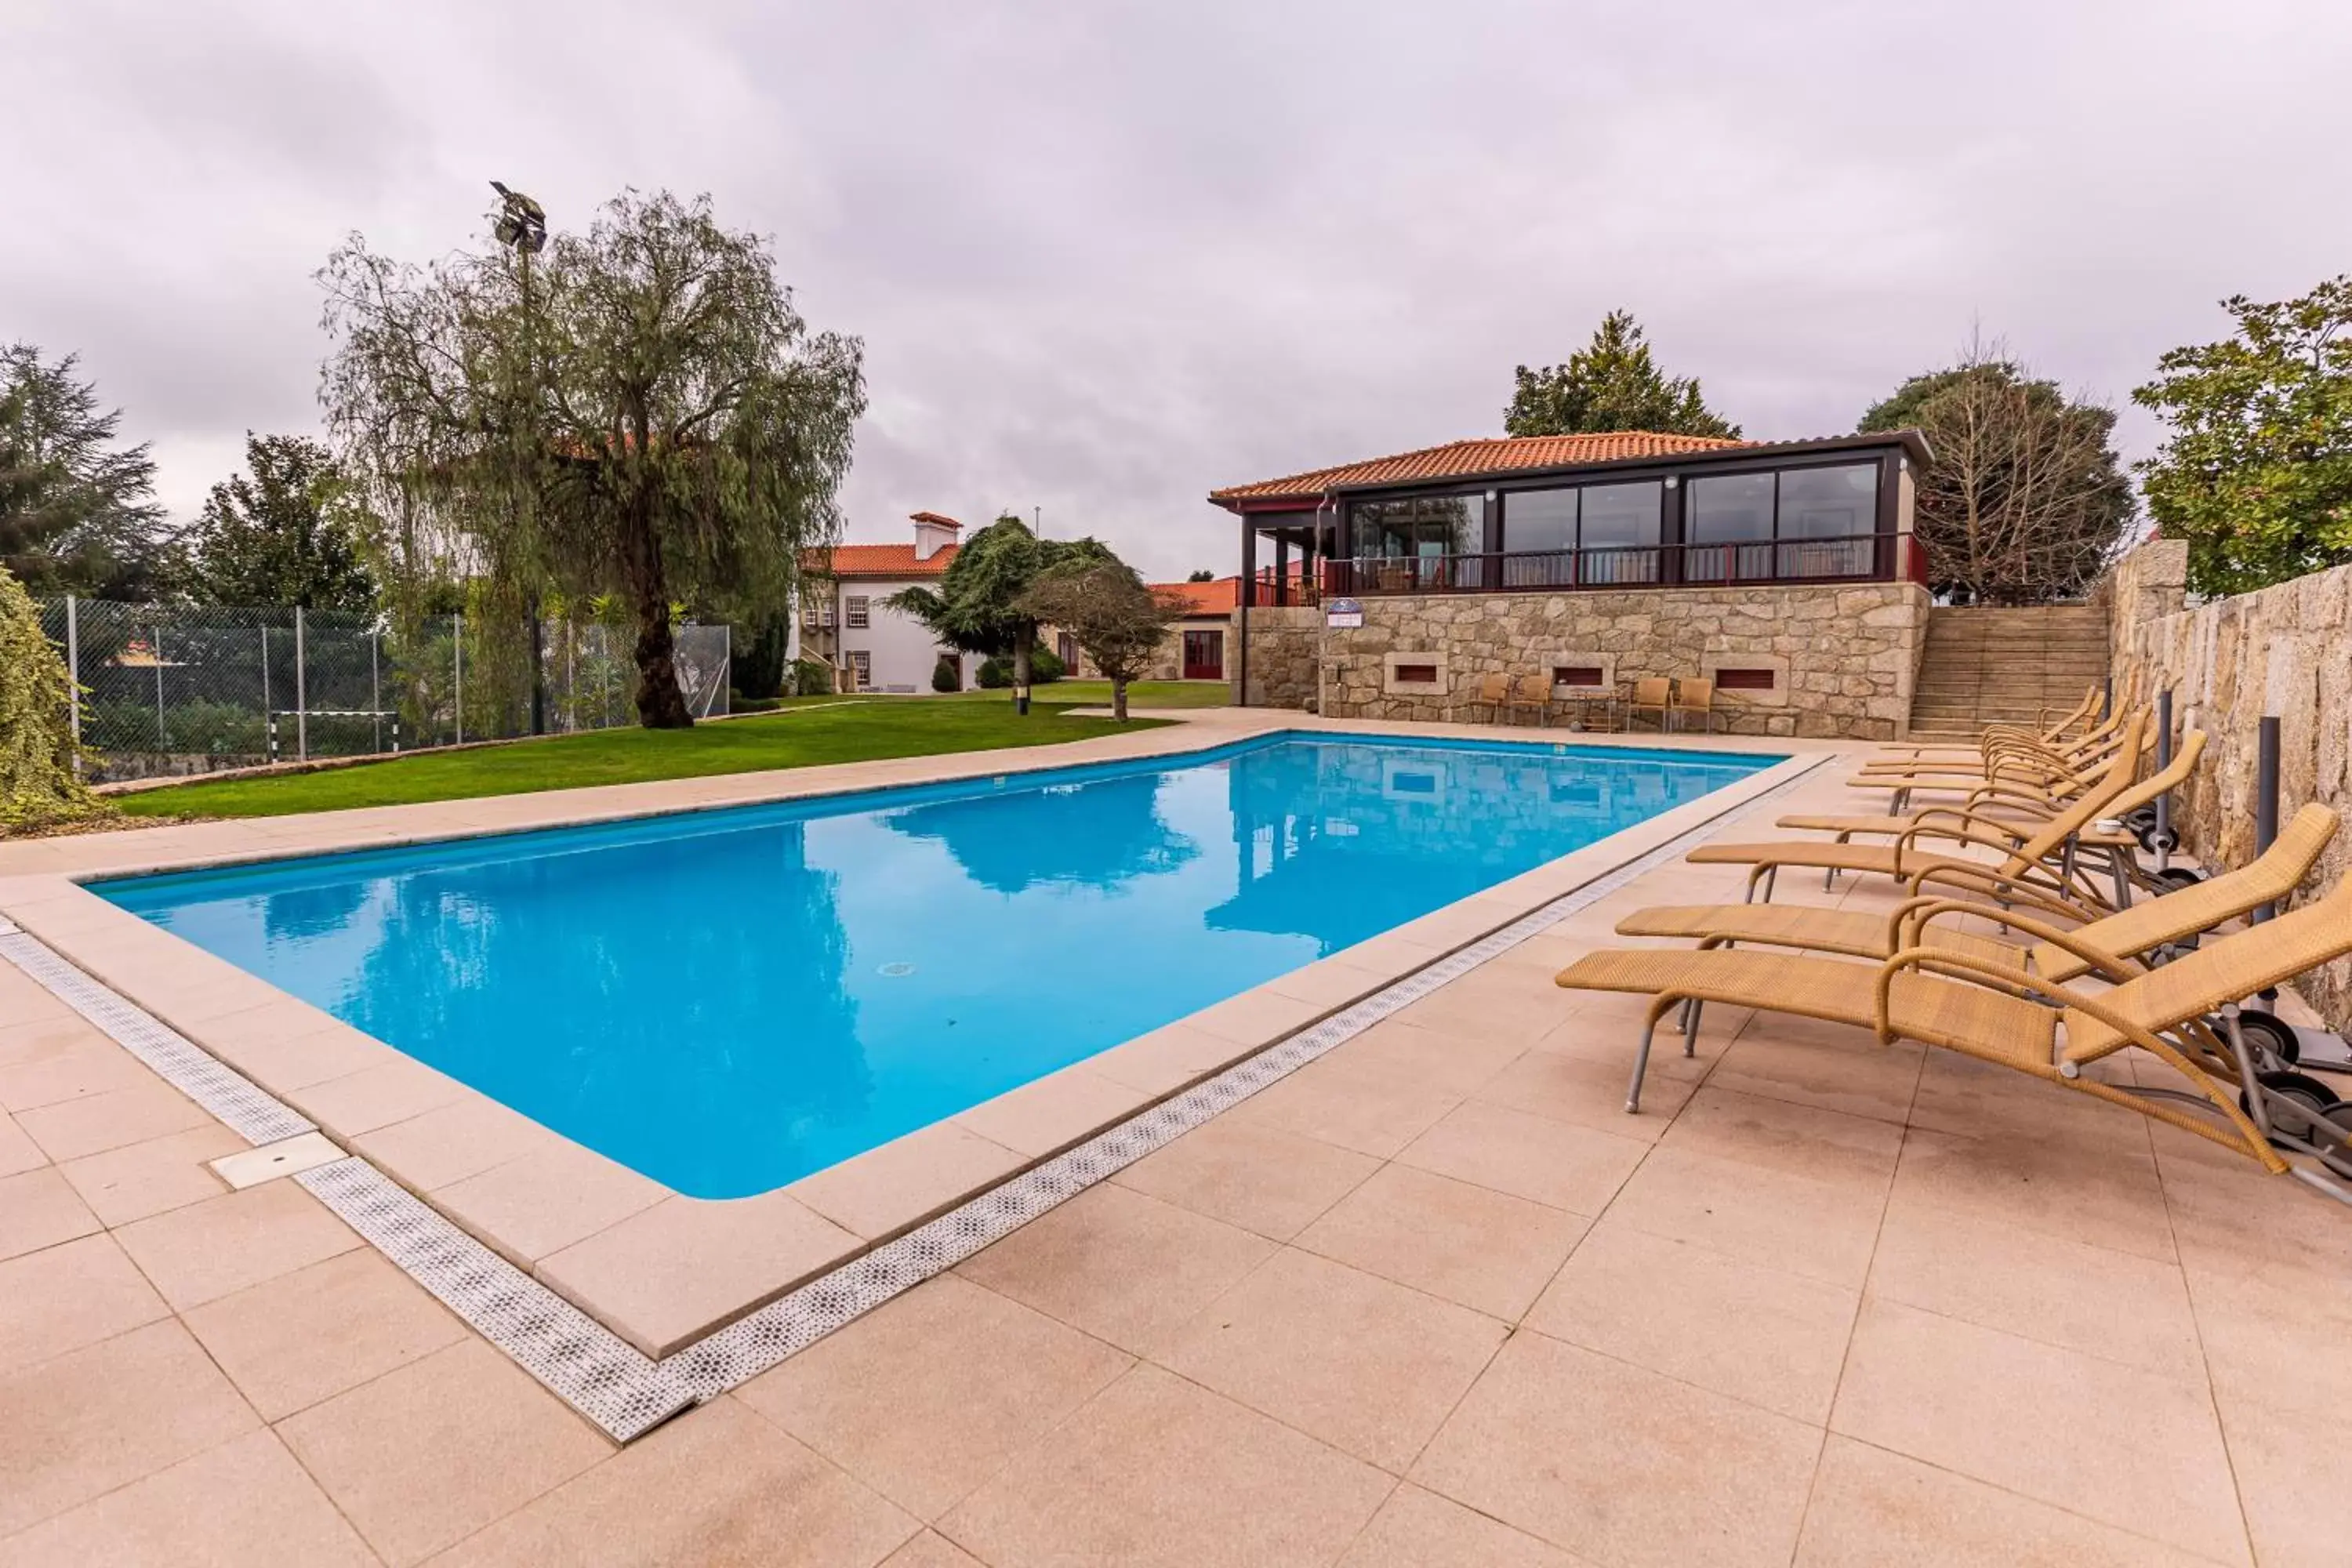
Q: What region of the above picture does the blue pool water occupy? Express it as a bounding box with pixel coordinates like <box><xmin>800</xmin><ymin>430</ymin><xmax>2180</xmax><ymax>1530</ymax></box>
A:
<box><xmin>98</xmin><ymin>734</ymin><xmax>1773</xmax><ymax>1197</ymax></box>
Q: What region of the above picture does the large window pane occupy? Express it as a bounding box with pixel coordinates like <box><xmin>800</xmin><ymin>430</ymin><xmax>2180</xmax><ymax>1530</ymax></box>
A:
<box><xmin>1777</xmin><ymin>463</ymin><xmax>1878</xmax><ymax>538</ymax></box>
<box><xmin>1504</xmin><ymin>488</ymin><xmax>1577</xmax><ymax>554</ymax></box>
<box><xmin>1577</xmin><ymin>481</ymin><xmax>1662</xmax><ymax>548</ymax></box>
<box><xmin>1686</xmin><ymin>473</ymin><xmax>1777</xmax><ymax>543</ymax></box>
<box><xmin>1346</xmin><ymin>494</ymin><xmax>1484</xmax><ymax>588</ymax></box>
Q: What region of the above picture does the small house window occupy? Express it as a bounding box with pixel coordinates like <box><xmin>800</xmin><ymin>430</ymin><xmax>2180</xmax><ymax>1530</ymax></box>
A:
<box><xmin>1395</xmin><ymin>662</ymin><xmax>1439</xmax><ymax>684</ymax></box>
<box><xmin>845</xmin><ymin>596</ymin><xmax>870</xmax><ymax>629</ymax></box>
<box><xmin>1552</xmin><ymin>666</ymin><xmax>1604</xmax><ymax>688</ymax></box>
<box><xmin>1715</xmin><ymin>667</ymin><xmax>1777</xmax><ymax>691</ymax></box>
<box><xmin>848</xmin><ymin>650</ymin><xmax>871</xmax><ymax>688</ymax></box>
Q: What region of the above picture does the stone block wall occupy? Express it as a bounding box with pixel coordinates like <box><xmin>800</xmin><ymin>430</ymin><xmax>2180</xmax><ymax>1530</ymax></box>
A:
<box><xmin>1233</xmin><ymin>582</ymin><xmax>1929</xmax><ymax>739</ymax></box>
<box><xmin>2103</xmin><ymin>539</ymin><xmax>2352</xmax><ymax>1029</ymax></box>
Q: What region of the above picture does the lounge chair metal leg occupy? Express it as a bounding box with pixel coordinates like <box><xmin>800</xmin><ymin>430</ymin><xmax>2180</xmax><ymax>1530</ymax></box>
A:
<box><xmin>1762</xmin><ymin>866</ymin><xmax>1778</xmax><ymax>902</ymax></box>
<box><xmin>1684</xmin><ymin>1000</ymin><xmax>1704</xmax><ymax>1054</ymax></box>
<box><xmin>1627</xmin><ymin>1017</ymin><xmax>1657</xmax><ymax>1113</ymax></box>
<box><xmin>2111</xmin><ymin>848</ymin><xmax>2132</xmax><ymax>909</ymax></box>
<box><xmin>2222</xmin><ymin>1005</ymin><xmax>2275</xmax><ymax>1142</ymax></box>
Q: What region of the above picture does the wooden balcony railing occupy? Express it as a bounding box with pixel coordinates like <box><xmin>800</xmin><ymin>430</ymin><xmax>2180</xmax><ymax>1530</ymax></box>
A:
<box><xmin>1307</xmin><ymin>533</ymin><xmax>1924</xmax><ymax>600</ymax></box>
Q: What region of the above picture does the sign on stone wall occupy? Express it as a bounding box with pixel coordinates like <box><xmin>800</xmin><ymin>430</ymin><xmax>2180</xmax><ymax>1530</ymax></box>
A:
<box><xmin>1324</xmin><ymin>597</ymin><xmax>1363</xmax><ymax>629</ymax></box>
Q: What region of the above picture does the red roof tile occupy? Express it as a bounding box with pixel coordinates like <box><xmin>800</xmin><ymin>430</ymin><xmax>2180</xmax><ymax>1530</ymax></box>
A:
<box><xmin>816</xmin><ymin>542</ymin><xmax>960</xmax><ymax>579</ymax></box>
<box><xmin>909</xmin><ymin>511</ymin><xmax>963</xmax><ymax>530</ymax></box>
<box><xmin>1154</xmin><ymin>579</ymin><xmax>1240</xmax><ymax>615</ymax></box>
<box><xmin>1210</xmin><ymin>430</ymin><xmax>1755</xmax><ymax>505</ymax></box>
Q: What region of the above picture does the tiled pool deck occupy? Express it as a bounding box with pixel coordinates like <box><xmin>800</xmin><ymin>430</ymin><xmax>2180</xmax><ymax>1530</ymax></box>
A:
<box><xmin>2</xmin><ymin>713</ymin><xmax>2347</xmax><ymax>1564</ymax></box>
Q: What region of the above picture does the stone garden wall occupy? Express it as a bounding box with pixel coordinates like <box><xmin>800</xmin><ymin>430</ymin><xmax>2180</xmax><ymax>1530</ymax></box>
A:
<box><xmin>1233</xmin><ymin>582</ymin><xmax>1930</xmax><ymax>739</ymax></box>
<box><xmin>2103</xmin><ymin>538</ymin><xmax>2352</xmax><ymax>1029</ymax></box>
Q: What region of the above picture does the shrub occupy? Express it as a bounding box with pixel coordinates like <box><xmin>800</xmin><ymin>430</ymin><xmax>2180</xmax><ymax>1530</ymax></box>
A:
<box><xmin>733</xmin><ymin>694</ymin><xmax>783</xmax><ymax>713</ymax></box>
<box><xmin>793</xmin><ymin>657</ymin><xmax>834</xmax><ymax>696</ymax></box>
<box><xmin>0</xmin><ymin>564</ymin><xmax>110</xmax><ymax>833</ymax></box>
<box><xmin>931</xmin><ymin>657</ymin><xmax>960</xmax><ymax>693</ymax></box>
<box><xmin>1030</xmin><ymin>645</ymin><xmax>1065</xmax><ymax>684</ymax></box>
<box><xmin>975</xmin><ymin>657</ymin><xmax>1010</xmax><ymax>689</ymax></box>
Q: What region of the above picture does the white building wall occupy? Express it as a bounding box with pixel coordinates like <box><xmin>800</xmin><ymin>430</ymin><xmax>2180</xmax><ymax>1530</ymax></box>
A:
<box><xmin>832</xmin><ymin>577</ymin><xmax>975</xmax><ymax>692</ymax></box>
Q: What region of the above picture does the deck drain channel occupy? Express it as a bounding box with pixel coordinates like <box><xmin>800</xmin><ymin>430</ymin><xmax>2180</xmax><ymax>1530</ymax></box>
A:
<box><xmin>0</xmin><ymin>751</ymin><xmax>1828</xmax><ymax>1436</ymax></box>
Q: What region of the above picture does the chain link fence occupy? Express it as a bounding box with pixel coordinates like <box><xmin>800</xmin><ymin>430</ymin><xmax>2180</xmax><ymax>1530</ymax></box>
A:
<box><xmin>36</xmin><ymin>597</ymin><xmax>729</xmax><ymax>783</ymax></box>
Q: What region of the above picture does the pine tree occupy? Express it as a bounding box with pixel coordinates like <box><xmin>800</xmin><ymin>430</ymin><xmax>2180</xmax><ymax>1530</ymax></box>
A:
<box><xmin>0</xmin><ymin>344</ymin><xmax>172</xmax><ymax>599</ymax></box>
<box><xmin>1504</xmin><ymin>311</ymin><xmax>1740</xmax><ymax>438</ymax></box>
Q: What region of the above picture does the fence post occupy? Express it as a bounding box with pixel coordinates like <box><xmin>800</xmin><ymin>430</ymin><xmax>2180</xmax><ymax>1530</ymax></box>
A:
<box><xmin>295</xmin><ymin>605</ymin><xmax>309</xmax><ymax>761</ymax></box>
<box><xmin>260</xmin><ymin>626</ymin><xmax>274</xmax><ymax>762</ymax></box>
<box><xmin>154</xmin><ymin>623</ymin><xmax>167</xmax><ymax>747</ymax></box>
<box><xmin>64</xmin><ymin>596</ymin><xmax>81</xmax><ymax>775</ymax></box>
<box><xmin>370</xmin><ymin>630</ymin><xmax>383</xmax><ymax>754</ymax></box>
<box><xmin>454</xmin><ymin>612</ymin><xmax>465</xmax><ymax>744</ymax></box>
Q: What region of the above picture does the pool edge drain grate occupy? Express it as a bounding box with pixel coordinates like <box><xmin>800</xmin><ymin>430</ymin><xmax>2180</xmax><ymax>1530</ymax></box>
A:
<box><xmin>0</xmin><ymin>753</ymin><xmax>1827</xmax><ymax>1439</ymax></box>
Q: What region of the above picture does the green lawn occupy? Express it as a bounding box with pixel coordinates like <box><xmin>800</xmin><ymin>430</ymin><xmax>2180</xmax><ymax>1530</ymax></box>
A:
<box><xmin>946</xmin><ymin>680</ymin><xmax>1232</xmax><ymax>710</ymax></box>
<box><xmin>115</xmin><ymin>700</ymin><xmax>1174</xmax><ymax>819</ymax></box>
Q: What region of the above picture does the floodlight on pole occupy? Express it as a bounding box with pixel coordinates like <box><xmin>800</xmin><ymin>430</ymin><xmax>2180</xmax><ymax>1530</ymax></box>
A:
<box><xmin>490</xmin><ymin>180</ymin><xmax>547</xmax><ymax>253</ymax></box>
<box><xmin>492</xmin><ymin>180</ymin><xmax>551</xmax><ymax>735</ymax></box>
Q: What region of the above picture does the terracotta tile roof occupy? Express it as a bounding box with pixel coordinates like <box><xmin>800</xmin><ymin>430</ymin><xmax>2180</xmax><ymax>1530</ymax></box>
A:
<box><xmin>815</xmin><ymin>542</ymin><xmax>960</xmax><ymax>579</ymax></box>
<box><xmin>909</xmin><ymin>511</ymin><xmax>963</xmax><ymax>530</ymax></box>
<box><xmin>1210</xmin><ymin>430</ymin><xmax>1756</xmax><ymax>505</ymax></box>
<box><xmin>1155</xmin><ymin>579</ymin><xmax>1240</xmax><ymax>615</ymax></box>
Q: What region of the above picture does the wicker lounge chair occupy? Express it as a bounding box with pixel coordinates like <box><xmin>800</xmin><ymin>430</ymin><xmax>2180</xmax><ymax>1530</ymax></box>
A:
<box><xmin>1556</xmin><ymin>869</ymin><xmax>2352</xmax><ymax>1202</ymax></box>
<box><xmin>1686</xmin><ymin>710</ymin><xmax>2149</xmax><ymax>907</ymax></box>
<box><xmin>1618</xmin><ymin>799</ymin><xmax>2336</xmax><ymax>980</ymax></box>
<box><xmin>1849</xmin><ymin>710</ymin><xmax>2158</xmax><ymax>815</ymax></box>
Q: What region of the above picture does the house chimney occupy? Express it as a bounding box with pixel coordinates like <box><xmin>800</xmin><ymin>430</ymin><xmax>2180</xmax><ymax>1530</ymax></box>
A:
<box><xmin>911</xmin><ymin>511</ymin><xmax>962</xmax><ymax>561</ymax></box>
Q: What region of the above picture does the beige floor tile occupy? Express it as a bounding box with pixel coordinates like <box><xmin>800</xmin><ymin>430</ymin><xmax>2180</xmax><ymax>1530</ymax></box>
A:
<box><xmin>1907</xmin><ymin>1047</ymin><xmax>2154</xmax><ymax>1149</ymax></box>
<box><xmin>1262</xmin><ymin>954</ymin><xmax>1398</xmax><ymax>1011</ymax></box>
<box><xmin>1410</xmin><ymin>1330</ymin><xmax>1821</xmax><ymax>1568</ymax></box>
<box><xmin>1829</xmin><ymin>1298</ymin><xmax>2247</xmax><ymax>1565</ymax></box>
<box><xmin>786</xmin><ymin>1121</ymin><xmax>1029</xmax><ymax>1240</ymax></box>
<box><xmin>882</xmin><ymin>1530</ymin><xmax>987</xmax><ymax>1567</ymax></box>
<box><xmin>0</xmin><ymin>1319</ymin><xmax>259</xmax><ymax>1537</ymax></box>
<box><xmin>1472</xmin><ymin>1047</ymin><xmax>1699</xmax><ymax>1142</ymax></box>
<box><xmin>939</xmin><ymin>1363</ymin><xmax>1391</xmax><ymax>1568</ymax></box>
<box><xmin>1396</xmin><ymin>1098</ymin><xmax>1650</xmax><ymax>1214</ymax></box>
<box><xmin>203</xmin><ymin>1015</ymin><xmax>401</xmax><ymax>1096</ymax></box>
<box><xmin>1392</xmin><ymin>970</ymin><xmax>1582</xmax><ymax>1048</ymax></box>
<box><xmin>1110</xmin><ymin>1114</ymin><xmax>1379</xmax><ymax>1240</ymax></box>
<box><xmin>740</xmin><ymin>1272</ymin><xmax>1131</xmax><ymax>1519</ymax></box>
<box><xmin>1338</xmin><ymin>1483</ymin><xmax>1591</xmax><ymax>1567</ymax></box>
<box><xmin>55</xmin><ymin>1123</ymin><xmax>241</xmax><ymax>1225</ymax></box>
<box><xmin>1323</xmin><ymin>1017</ymin><xmax>1530</xmax><ymax>1098</ymax></box>
<box><xmin>290</xmin><ymin>1057</ymin><xmax>474</xmax><ymax>1140</ymax></box>
<box><xmin>1525</xmin><ymin>1220</ymin><xmax>1860</xmax><ymax>1424</ymax></box>
<box><xmin>956</xmin><ymin>1181</ymin><xmax>1276</xmax><ymax>1356</ymax></box>
<box><xmin>278</xmin><ymin>1338</ymin><xmax>609</xmax><ymax>1566</ymax></box>
<box><xmin>112</xmin><ymin>1178</ymin><xmax>361</xmax><ymax>1310</ymax></box>
<box><xmin>1889</xmin><ymin>1123</ymin><xmax>2176</xmax><ymax>1264</ymax></box>
<box><xmin>0</xmin><ymin>1231</ymin><xmax>168</xmax><ymax>1376</ymax></box>
<box><xmin>183</xmin><ymin>1247</ymin><xmax>470</xmax><ymax>1420</ymax></box>
<box><xmin>14</xmin><ymin>1074</ymin><xmax>212</xmax><ymax>1162</ymax></box>
<box><xmin>1709</xmin><ymin>1014</ymin><xmax>1925</xmax><ymax>1124</ymax></box>
<box><xmin>535</xmin><ymin>1190</ymin><xmax>862</xmax><ymax>1358</ymax></box>
<box><xmin>1869</xmin><ymin>1201</ymin><xmax>2202</xmax><ymax>1381</ymax></box>
<box><xmin>1084</xmin><ymin>1021</ymin><xmax>1256</xmax><ymax>1097</ymax></box>
<box><xmin>1223</xmin><ymin>1053</ymin><xmax>1462</xmax><ymax>1159</ymax></box>
<box><xmin>0</xmin><ymin>1108</ymin><xmax>42</xmax><ymax>1177</ymax></box>
<box><xmin>1160</xmin><ymin>1247</ymin><xmax>1507</xmax><ymax>1471</ymax></box>
<box><xmin>951</xmin><ymin>1065</ymin><xmax>1150</xmax><ymax>1159</ymax></box>
<box><xmin>1603</xmin><ymin>1144</ymin><xmax>1886</xmax><ymax>1288</ymax></box>
<box><xmin>0</xmin><ymin>1036</ymin><xmax>158</xmax><ymax>1112</ymax></box>
<box><xmin>0</xmin><ymin>1428</ymin><xmax>376</xmax><ymax>1568</ymax></box>
<box><xmin>1795</xmin><ymin>1433</ymin><xmax>2215</xmax><ymax>1567</ymax></box>
<box><xmin>1297</xmin><ymin>1162</ymin><xmax>1585</xmax><ymax>1320</ymax></box>
<box><xmin>353</xmin><ymin>1097</ymin><xmax>564</xmax><ymax>1192</ymax></box>
<box><xmin>2212</xmin><ymin>1386</ymin><xmax>2350</xmax><ymax>1568</ymax></box>
<box><xmin>2177</xmin><ymin>1243</ymin><xmax>2352</xmax><ymax>1419</ymax></box>
<box><xmin>1178</xmin><ymin>987</ymin><xmax>1329</xmax><ymax>1048</ymax></box>
<box><xmin>1659</xmin><ymin>1085</ymin><xmax>1906</xmax><ymax>1189</ymax></box>
<box><xmin>434</xmin><ymin>1395</ymin><xmax>917</xmax><ymax>1568</ymax></box>
<box><xmin>431</xmin><ymin>1142</ymin><xmax>667</xmax><ymax>1267</ymax></box>
<box><xmin>0</xmin><ymin>1163</ymin><xmax>102</xmax><ymax>1261</ymax></box>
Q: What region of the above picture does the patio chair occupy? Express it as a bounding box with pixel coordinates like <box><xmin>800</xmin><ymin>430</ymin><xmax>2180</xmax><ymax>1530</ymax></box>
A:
<box><xmin>1849</xmin><ymin>707</ymin><xmax>2156</xmax><ymax>814</ymax></box>
<box><xmin>1468</xmin><ymin>672</ymin><xmax>1511</xmax><ymax>724</ymax></box>
<box><xmin>1555</xmin><ymin>867</ymin><xmax>2352</xmax><ymax>1204</ymax></box>
<box><xmin>1857</xmin><ymin>676</ymin><xmax>2143</xmax><ymax>781</ymax></box>
<box><xmin>1880</xmin><ymin>684</ymin><xmax>2101</xmax><ymax>762</ymax></box>
<box><xmin>1628</xmin><ymin>677</ymin><xmax>1671</xmax><ymax>733</ymax></box>
<box><xmin>1616</xmin><ymin>799</ymin><xmax>2336</xmax><ymax>985</ymax></box>
<box><xmin>1686</xmin><ymin>711</ymin><xmax>2150</xmax><ymax>908</ymax></box>
<box><xmin>1509</xmin><ymin>672</ymin><xmax>1553</xmax><ymax>728</ymax></box>
<box><xmin>1669</xmin><ymin>677</ymin><xmax>1718</xmax><ymax>734</ymax></box>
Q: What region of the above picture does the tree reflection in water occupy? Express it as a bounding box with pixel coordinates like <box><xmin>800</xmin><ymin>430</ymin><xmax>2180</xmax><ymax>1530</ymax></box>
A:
<box><xmin>884</xmin><ymin>773</ymin><xmax>1197</xmax><ymax>895</ymax></box>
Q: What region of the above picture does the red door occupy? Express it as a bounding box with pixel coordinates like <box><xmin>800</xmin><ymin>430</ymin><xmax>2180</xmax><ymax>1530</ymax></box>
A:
<box><xmin>1181</xmin><ymin>630</ymin><xmax>1224</xmax><ymax>681</ymax></box>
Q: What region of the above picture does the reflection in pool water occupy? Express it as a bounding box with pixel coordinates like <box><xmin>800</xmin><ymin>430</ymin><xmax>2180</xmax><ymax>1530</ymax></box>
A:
<box><xmin>99</xmin><ymin>735</ymin><xmax>1773</xmax><ymax>1197</ymax></box>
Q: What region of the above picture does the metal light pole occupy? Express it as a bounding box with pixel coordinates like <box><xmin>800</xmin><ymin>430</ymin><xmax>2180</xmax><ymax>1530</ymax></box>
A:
<box><xmin>493</xmin><ymin>180</ymin><xmax>550</xmax><ymax>737</ymax></box>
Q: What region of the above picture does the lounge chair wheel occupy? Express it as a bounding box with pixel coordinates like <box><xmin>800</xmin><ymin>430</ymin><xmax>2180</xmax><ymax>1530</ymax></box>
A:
<box><xmin>2242</xmin><ymin>1069</ymin><xmax>2342</xmax><ymax>1148</ymax></box>
<box><xmin>2143</xmin><ymin>826</ymin><xmax>2180</xmax><ymax>855</ymax></box>
<box><xmin>2153</xmin><ymin>866</ymin><xmax>2205</xmax><ymax>892</ymax></box>
<box><xmin>2237</xmin><ymin>1008</ymin><xmax>2301</xmax><ymax>1067</ymax></box>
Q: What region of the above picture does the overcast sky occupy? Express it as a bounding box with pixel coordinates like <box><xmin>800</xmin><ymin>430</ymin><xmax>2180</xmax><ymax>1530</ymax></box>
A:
<box><xmin>9</xmin><ymin>0</ymin><xmax>2348</xmax><ymax>582</ymax></box>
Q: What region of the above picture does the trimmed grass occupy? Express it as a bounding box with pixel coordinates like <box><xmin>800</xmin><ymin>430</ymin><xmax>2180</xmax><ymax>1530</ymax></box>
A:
<box><xmin>947</xmin><ymin>680</ymin><xmax>1232</xmax><ymax>710</ymax></box>
<box><xmin>114</xmin><ymin>701</ymin><xmax>1173</xmax><ymax>819</ymax></box>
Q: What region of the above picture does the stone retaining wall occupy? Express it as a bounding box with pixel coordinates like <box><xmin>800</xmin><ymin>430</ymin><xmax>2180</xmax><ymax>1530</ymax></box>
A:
<box><xmin>2103</xmin><ymin>539</ymin><xmax>2352</xmax><ymax>1029</ymax></box>
<box><xmin>1233</xmin><ymin>582</ymin><xmax>1929</xmax><ymax>739</ymax></box>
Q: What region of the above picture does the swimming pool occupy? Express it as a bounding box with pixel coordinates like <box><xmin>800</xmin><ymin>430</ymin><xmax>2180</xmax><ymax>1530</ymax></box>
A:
<box><xmin>98</xmin><ymin>733</ymin><xmax>1774</xmax><ymax>1197</ymax></box>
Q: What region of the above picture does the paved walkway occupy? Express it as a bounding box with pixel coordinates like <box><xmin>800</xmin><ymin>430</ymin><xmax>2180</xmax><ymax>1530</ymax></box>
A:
<box><xmin>2</xmin><ymin>757</ymin><xmax>2347</xmax><ymax>1565</ymax></box>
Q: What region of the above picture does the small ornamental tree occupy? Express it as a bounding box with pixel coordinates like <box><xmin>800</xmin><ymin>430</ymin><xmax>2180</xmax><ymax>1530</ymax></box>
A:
<box><xmin>1018</xmin><ymin>561</ymin><xmax>1183</xmax><ymax>721</ymax></box>
<box><xmin>0</xmin><ymin>564</ymin><xmax>107</xmax><ymax>833</ymax></box>
<box><xmin>1504</xmin><ymin>310</ymin><xmax>1741</xmax><ymax>438</ymax></box>
<box><xmin>887</xmin><ymin>515</ymin><xmax>1111</xmax><ymax>707</ymax></box>
<box><xmin>2133</xmin><ymin>276</ymin><xmax>2352</xmax><ymax>595</ymax></box>
<box><xmin>186</xmin><ymin>433</ymin><xmax>376</xmax><ymax>610</ymax></box>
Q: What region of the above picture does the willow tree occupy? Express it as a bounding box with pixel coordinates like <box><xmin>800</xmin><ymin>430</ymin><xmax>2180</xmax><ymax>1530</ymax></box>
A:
<box><xmin>320</xmin><ymin>190</ymin><xmax>865</xmax><ymax>726</ymax></box>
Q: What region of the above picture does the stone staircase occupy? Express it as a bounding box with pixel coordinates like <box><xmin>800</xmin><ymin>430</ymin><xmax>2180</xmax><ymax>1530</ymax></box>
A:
<box><xmin>1906</xmin><ymin>604</ymin><xmax>2111</xmax><ymax>740</ymax></box>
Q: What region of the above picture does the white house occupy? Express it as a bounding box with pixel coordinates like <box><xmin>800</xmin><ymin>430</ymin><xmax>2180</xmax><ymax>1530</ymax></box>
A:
<box><xmin>801</xmin><ymin>512</ymin><xmax>978</xmax><ymax>692</ymax></box>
